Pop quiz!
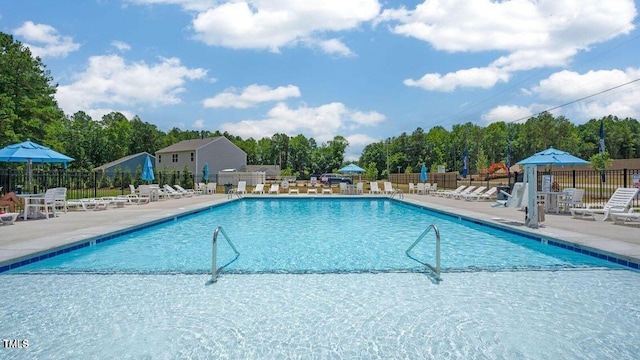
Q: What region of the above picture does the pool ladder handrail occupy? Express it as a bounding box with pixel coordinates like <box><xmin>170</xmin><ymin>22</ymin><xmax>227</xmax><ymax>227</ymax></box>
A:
<box><xmin>227</xmin><ymin>189</ymin><xmax>243</xmax><ymax>199</ymax></box>
<box><xmin>211</xmin><ymin>226</ymin><xmax>240</xmax><ymax>283</ymax></box>
<box><xmin>406</xmin><ymin>224</ymin><xmax>441</xmax><ymax>281</ymax></box>
<box><xmin>389</xmin><ymin>189</ymin><xmax>404</xmax><ymax>199</ymax></box>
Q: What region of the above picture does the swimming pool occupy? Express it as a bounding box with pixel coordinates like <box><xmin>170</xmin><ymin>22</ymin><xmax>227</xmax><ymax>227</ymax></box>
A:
<box><xmin>1</xmin><ymin>198</ymin><xmax>639</xmax><ymax>359</ymax></box>
<box><xmin>4</xmin><ymin>198</ymin><xmax>623</xmax><ymax>274</ymax></box>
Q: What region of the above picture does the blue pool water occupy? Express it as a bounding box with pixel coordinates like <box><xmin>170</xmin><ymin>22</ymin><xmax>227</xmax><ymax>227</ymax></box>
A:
<box><xmin>2</xmin><ymin>198</ymin><xmax>640</xmax><ymax>359</ymax></box>
<box><xmin>8</xmin><ymin>198</ymin><xmax>622</xmax><ymax>274</ymax></box>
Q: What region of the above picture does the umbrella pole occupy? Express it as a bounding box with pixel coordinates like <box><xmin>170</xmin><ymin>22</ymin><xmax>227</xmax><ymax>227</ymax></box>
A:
<box><xmin>27</xmin><ymin>159</ymin><xmax>32</xmax><ymax>194</ymax></box>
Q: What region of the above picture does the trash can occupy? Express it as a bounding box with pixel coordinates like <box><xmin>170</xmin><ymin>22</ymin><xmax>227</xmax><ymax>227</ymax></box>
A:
<box><xmin>224</xmin><ymin>183</ymin><xmax>233</xmax><ymax>194</ymax></box>
<box><xmin>496</xmin><ymin>186</ymin><xmax>510</xmax><ymax>201</ymax></box>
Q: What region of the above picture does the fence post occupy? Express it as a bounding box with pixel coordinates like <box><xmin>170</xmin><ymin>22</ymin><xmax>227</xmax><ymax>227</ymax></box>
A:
<box><xmin>622</xmin><ymin>168</ymin><xmax>627</xmax><ymax>188</ymax></box>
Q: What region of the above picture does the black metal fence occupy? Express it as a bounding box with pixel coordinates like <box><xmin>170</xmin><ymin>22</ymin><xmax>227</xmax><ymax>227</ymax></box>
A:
<box><xmin>2</xmin><ymin>168</ymin><xmax>639</xmax><ymax>206</ymax></box>
<box><xmin>391</xmin><ymin>169</ymin><xmax>640</xmax><ymax>207</ymax></box>
<box><xmin>1</xmin><ymin>169</ymin><xmax>197</xmax><ymax>199</ymax></box>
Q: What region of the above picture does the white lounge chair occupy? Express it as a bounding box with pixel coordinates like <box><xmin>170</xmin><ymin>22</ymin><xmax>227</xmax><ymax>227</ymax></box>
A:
<box><xmin>322</xmin><ymin>187</ymin><xmax>332</xmax><ymax>194</ymax></box>
<box><xmin>288</xmin><ymin>187</ymin><xmax>300</xmax><ymax>194</ymax></box>
<box><xmin>408</xmin><ymin>183</ymin><xmax>416</xmax><ymax>194</ymax></box>
<box><xmin>307</xmin><ymin>187</ymin><xmax>318</xmax><ymax>194</ymax></box>
<box><xmin>610</xmin><ymin>208</ymin><xmax>640</xmax><ymax>226</ymax></box>
<box><xmin>570</xmin><ymin>188</ymin><xmax>639</xmax><ymax>221</ymax></box>
<box><xmin>339</xmin><ymin>182</ymin><xmax>347</xmax><ymax>194</ymax></box>
<box><xmin>268</xmin><ymin>184</ymin><xmax>279</xmax><ymax>194</ymax></box>
<box><xmin>457</xmin><ymin>186</ymin><xmax>485</xmax><ymax>200</ymax></box>
<box><xmin>174</xmin><ymin>184</ymin><xmax>196</xmax><ymax>196</ymax></box>
<box><xmin>356</xmin><ymin>182</ymin><xmax>363</xmax><ymax>194</ymax></box>
<box><xmin>369</xmin><ymin>182</ymin><xmax>382</xmax><ymax>194</ymax></box>
<box><xmin>416</xmin><ymin>183</ymin><xmax>426</xmax><ymax>195</ymax></box>
<box><xmin>252</xmin><ymin>184</ymin><xmax>265</xmax><ymax>194</ymax></box>
<box><xmin>67</xmin><ymin>198</ymin><xmax>109</xmax><ymax>211</ymax></box>
<box><xmin>163</xmin><ymin>185</ymin><xmax>183</xmax><ymax>198</ymax></box>
<box><xmin>446</xmin><ymin>186</ymin><xmax>473</xmax><ymax>198</ymax></box>
<box><xmin>0</xmin><ymin>212</ymin><xmax>19</xmax><ymax>225</ymax></box>
<box><xmin>206</xmin><ymin>182</ymin><xmax>217</xmax><ymax>194</ymax></box>
<box><xmin>435</xmin><ymin>185</ymin><xmax>466</xmax><ymax>197</ymax></box>
<box><xmin>466</xmin><ymin>186</ymin><xmax>497</xmax><ymax>201</ymax></box>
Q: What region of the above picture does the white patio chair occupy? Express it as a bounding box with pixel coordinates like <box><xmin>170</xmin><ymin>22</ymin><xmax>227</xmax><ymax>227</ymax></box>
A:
<box><xmin>560</xmin><ymin>188</ymin><xmax>584</xmax><ymax>212</ymax></box>
<box><xmin>369</xmin><ymin>182</ymin><xmax>382</xmax><ymax>194</ymax></box>
<box><xmin>23</xmin><ymin>188</ymin><xmax>57</xmax><ymax>220</ymax></box>
<box><xmin>383</xmin><ymin>182</ymin><xmax>395</xmax><ymax>194</ymax></box>
<box><xmin>54</xmin><ymin>187</ymin><xmax>68</xmax><ymax>213</ymax></box>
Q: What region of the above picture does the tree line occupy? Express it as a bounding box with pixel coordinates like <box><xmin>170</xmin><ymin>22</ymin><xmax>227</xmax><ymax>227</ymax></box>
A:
<box><xmin>2</xmin><ymin>32</ymin><xmax>640</xmax><ymax>179</ymax></box>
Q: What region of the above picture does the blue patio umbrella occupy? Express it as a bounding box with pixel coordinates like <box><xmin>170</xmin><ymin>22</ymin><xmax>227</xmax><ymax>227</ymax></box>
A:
<box><xmin>0</xmin><ymin>140</ymin><xmax>74</xmax><ymax>192</ymax></box>
<box><xmin>420</xmin><ymin>164</ymin><xmax>427</xmax><ymax>182</ymax></box>
<box><xmin>338</xmin><ymin>163</ymin><xmax>365</xmax><ymax>173</ymax></box>
<box><xmin>338</xmin><ymin>163</ymin><xmax>365</xmax><ymax>181</ymax></box>
<box><xmin>516</xmin><ymin>147</ymin><xmax>589</xmax><ymax>167</ymax></box>
<box><xmin>203</xmin><ymin>163</ymin><xmax>209</xmax><ymax>182</ymax></box>
<box><xmin>142</xmin><ymin>155</ymin><xmax>155</xmax><ymax>183</ymax></box>
<box><xmin>0</xmin><ymin>140</ymin><xmax>74</xmax><ymax>163</ymax></box>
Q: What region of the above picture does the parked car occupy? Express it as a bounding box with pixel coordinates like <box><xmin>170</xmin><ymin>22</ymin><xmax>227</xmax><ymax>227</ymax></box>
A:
<box><xmin>320</xmin><ymin>173</ymin><xmax>353</xmax><ymax>185</ymax></box>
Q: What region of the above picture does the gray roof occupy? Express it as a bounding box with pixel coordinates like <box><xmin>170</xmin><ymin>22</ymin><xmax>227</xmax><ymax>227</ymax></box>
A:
<box><xmin>156</xmin><ymin>137</ymin><xmax>223</xmax><ymax>153</ymax></box>
<box><xmin>94</xmin><ymin>152</ymin><xmax>153</xmax><ymax>172</ymax></box>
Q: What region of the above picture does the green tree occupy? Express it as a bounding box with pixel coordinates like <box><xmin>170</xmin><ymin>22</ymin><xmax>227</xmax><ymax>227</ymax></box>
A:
<box><xmin>0</xmin><ymin>32</ymin><xmax>64</xmax><ymax>149</ymax></box>
<box><xmin>365</xmin><ymin>162</ymin><xmax>379</xmax><ymax>181</ymax></box>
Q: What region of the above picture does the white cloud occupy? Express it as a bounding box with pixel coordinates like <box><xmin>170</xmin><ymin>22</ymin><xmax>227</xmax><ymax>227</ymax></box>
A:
<box><xmin>481</xmin><ymin>105</ymin><xmax>533</xmax><ymax>124</ymax></box>
<box><xmin>190</xmin><ymin>0</ymin><xmax>380</xmax><ymax>53</ymax></box>
<box><xmin>317</xmin><ymin>38</ymin><xmax>356</xmax><ymax>57</ymax></box>
<box><xmin>531</xmin><ymin>68</ymin><xmax>640</xmax><ymax>121</ymax></box>
<box><xmin>111</xmin><ymin>40</ymin><xmax>132</xmax><ymax>52</ymax></box>
<box><xmin>13</xmin><ymin>21</ymin><xmax>80</xmax><ymax>58</ymax></box>
<box><xmin>344</xmin><ymin>133</ymin><xmax>378</xmax><ymax>160</ymax></box>
<box><xmin>404</xmin><ymin>66</ymin><xmax>510</xmax><ymax>92</ymax></box>
<box><xmin>384</xmin><ymin>0</ymin><xmax>637</xmax><ymax>91</ymax></box>
<box><xmin>203</xmin><ymin>84</ymin><xmax>301</xmax><ymax>109</ymax></box>
<box><xmin>193</xmin><ymin>119</ymin><xmax>205</xmax><ymax>128</ymax></box>
<box><xmin>219</xmin><ymin>102</ymin><xmax>385</xmax><ymax>143</ymax></box>
<box><xmin>56</xmin><ymin>55</ymin><xmax>207</xmax><ymax>116</ymax></box>
<box><xmin>85</xmin><ymin>108</ymin><xmax>136</xmax><ymax>122</ymax></box>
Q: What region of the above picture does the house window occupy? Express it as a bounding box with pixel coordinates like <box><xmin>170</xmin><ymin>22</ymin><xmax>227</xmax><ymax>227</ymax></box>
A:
<box><xmin>172</xmin><ymin>154</ymin><xmax>178</xmax><ymax>162</ymax></box>
<box><xmin>191</xmin><ymin>152</ymin><xmax>194</xmax><ymax>161</ymax></box>
<box><xmin>158</xmin><ymin>155</ymin><xmax>162</xmax><ymax>163</ymax></box>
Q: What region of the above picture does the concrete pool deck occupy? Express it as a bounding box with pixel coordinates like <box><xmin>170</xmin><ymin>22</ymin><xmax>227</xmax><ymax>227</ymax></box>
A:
<box><xmin>1</xmin><ymin>192</ymin><xmax>639</xmax><ymax>269</ymax></box>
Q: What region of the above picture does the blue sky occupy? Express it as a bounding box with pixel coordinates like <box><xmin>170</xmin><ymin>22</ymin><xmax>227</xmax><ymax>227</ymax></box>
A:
<box><xmin>2</xmin><ymin>0</ymin><xmax>639</xmax><ymax>159</ymax></box>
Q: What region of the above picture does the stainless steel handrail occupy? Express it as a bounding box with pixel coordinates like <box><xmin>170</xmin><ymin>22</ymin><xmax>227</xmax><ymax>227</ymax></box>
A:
<box><xmin>406</xmin><ymin>224</ymin><xmax>441</xmax><ymax>281</ymax></box>
<box><xmin>389</xmin><ymin>189</ymin><xmax>404</xmax><ymax>199</ymax></box>
<box><xmin>211</xmin><ymin>226</ymin><xmax>240</xmax><ymax>283</ymax></box>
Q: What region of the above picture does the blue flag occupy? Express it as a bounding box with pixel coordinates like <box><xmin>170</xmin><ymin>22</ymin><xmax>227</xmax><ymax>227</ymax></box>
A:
<box><xmin>462</xmin><ymin>147</ymin><xmax>468</xmax><ymax>178</ymax></box>
<box><xmin>599</xmin><ymin>120</ymin><xmax>606</xmax><ymax>182</ymax></box>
